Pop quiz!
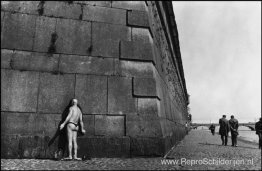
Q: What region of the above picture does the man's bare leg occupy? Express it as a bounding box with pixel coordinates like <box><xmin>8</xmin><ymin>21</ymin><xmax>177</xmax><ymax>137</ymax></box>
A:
<box><xmin>64</xmin><ymin>125</ymin><xmax>73</xmax><ymax>160</ymax></box>
<box><xmin>73</xmin><ymin>130</ymin><xmax>81</xmax><ymax>160</ymax></box>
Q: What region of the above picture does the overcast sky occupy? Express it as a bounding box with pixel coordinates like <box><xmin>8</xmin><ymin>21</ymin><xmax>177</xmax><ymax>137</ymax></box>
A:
<box><xmin>172</xmin><ymin>1</ymin><xmax>261</xmax><ymax>123</ymax></box>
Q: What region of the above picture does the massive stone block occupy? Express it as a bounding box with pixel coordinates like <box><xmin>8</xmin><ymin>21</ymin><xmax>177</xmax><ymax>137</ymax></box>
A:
<box><xmin>59</xmin><ymin>54</ymin><xmax>114</xmax><ymax>75</ymax></box>
<box><xmin>11</xmin><ymin>51</ymin><xmax>59</xmax><ymax>72</ymax></box>
<box><xmin>132</xmin><ymin>27</ymin><xmax>153</xmax><ymax>44</ymax></box>
<box><xmin>1</xmin><ymin>49</ymin><xmax>13</xmax><ymax>69</ymax></box>
<box><xmin>1</xmin><ymin>112</ymin><xmax>60</xmax><ymax>137</ymax></box>
<box><xmin>75</xmin><ymin>75</ymin><xmax>107</xmax><ymax>114</ymax></box>
<box><xmin>127</xmin><ymin>10</ymin><xmax>149</xmax><ymax>28</ymax></box>
<box><xmin>1</xmin><ymin>1</ymin><xmax>39</xmax><ymax>15</ymax></box>
<box><xmin>1</xmin><ymin>69</ymin><xmax>39</xmax><ymax>112</ymax></box>
<box><xmin>33</xmin><ymin>16</ymin><xmax>56</xmax><ymax>53</ymax></box>
<box><xmin>108</xmin><ymin>77</ymin><xmax>137</xmax><ymax>115</ymax></box>
<box><xmin>95</xmin><ymin>115</ymin><xmax>125</xmax><ymax>136</ymax></box>
<box><xmin>81</xmin><ymin>115</ymin><xmax>95</xmax><ymax>136</ymax></box>
<box><xmin>126</xmin><ymin>114</ymin><xmax>162</xmax><ymax>138</ymax></box>
<box><xmin>83</xmin><ymin>5</ymin><xmax>126</xmax><ymax>25</ymax></box>
<box><xmin>56</xmin><ymin>18</ymin><xmax>91</xmax><ymax>55</ymax></box>
<box><xmin>133</xmin><ymin>77</ymin><xmax>159</xmax><ymax>98</ymax></box>
<box><xmin>112</xmin><ymin>1</ymin><xmax>147</xmax><ymax>11</ymax></box>
<box><xmin>38</xmin><ymin>73</ymin><xmax>75</xmax><ymax>113</ymax></box>
<box><xmin>115</xmin><ymin>60</ymin><xmax>154</xmax><ymax>78</ymax></box>
<box><xmin>92</xmin><ymin>22</ymin><xmax>131</xmax><ymax>58</ymax></box>
<box><xmin>120</xmin><ymin>40</ymin><xmax>155</xmax><ymax>63</ymax></box>
<box><xmin>138</xmin><ymin>98</ymin><xmax>160</xmax><ymax>117</ymax></box>
<box><xmin>75</xmin><ymin>1</ymin><xmax>111</xmax><ymax>7</ymax></box>
<box><xmin>1</xmin><ymin>12</ymin><xmax>36</xmax><ymax>50</ymax></box>
<box><xmin>78</xmin><ymin>136</ymin><xmax>130</xmax><ymax>157</ymax></box>
<box><xmin>44</xmin><ymin>1</ymin><xmax>82</xmax><ymax>20</ymax></box>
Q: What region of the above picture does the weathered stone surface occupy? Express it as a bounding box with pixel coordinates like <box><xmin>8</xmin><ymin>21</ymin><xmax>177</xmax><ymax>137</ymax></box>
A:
<box><xmin>81</xmin><ymin>115</ymin><xmax>95</xmax><ymax>136</ymax></box>
<box><xmin>11</xmin><ymin>51</ymin><xmax>59</xmax><ymax>72</ymax></box>
<box><xmin>108</xmin><ymin>77</ymin><xmax>137</xmax><ymax>115</ymax></box>
<box><xmin>1</xmin><ymin>12</ymin><xmax>36</xmax><ymax>50</ymax></box>
<box><xmin>38</xmin><ymin>73</ymin><xmax>75</xmax><ymax>113</ymax></box>
<box><xmin>133</xmin><ymin>77</ymin><xmax>158</xmax><ymax>98</ymax></box>
<box><xmin>1</xmin><ymin>112</ymin><xmax>60</xmax><ymax>137</ymax></box>
<box><xmin>92</xmin><ymin>22</ymin><xmax>131</xmax><ymax>58</ymax></box>
<box><xmin>128</xmin><ymin>10</ymin><xmax>149</xmax><ymax>28</ymax></box>
<box><xmin>44</xmin><ymin>1</ymin><xmax>82</xmax><ymax>20</ymax></box>
<box><xmin>132</xmin><ymin>27</ymin><xmax>153</xmax><ymax>44</ymax></box>
<box><xmin>1</xmin><ymin>69</ymin><xmax>39</xmax><ymax>112</ymax></box>
<box><xmin>56</xmin><ymin>18</ymin><xmax>91</xmax><ymax>55</ymax></box>
<box><xmin>138</xmin><ymin>98</ymin><xmax>160</xmax><ymax>117</ymax></box>
<box><xmin>78</xmin><ymin>136</ymin><xmax>130</xmax><ymax>157</ymax></box>
<box><xmin>112</xmin><ymin>1</ymin><xmax>147</xmax><ymax>11</ymax></box>
<box><xmin>59</xmin><ymin>54</ymin><xmax>114</xmax><ymax>75</ymax></box>
<box><xmin>1</xmin><ymin>135</ymin><xmax>20</xmax><ymax>158</ymax></box>
<box><xmin>115</xmin><ymin>60</ymin><xmax>154</xmax><ymax>78</ymax></box>
<box><xmin>83</xmin><ymin>5</ymin><xmax>126</xmax><ymax>25</ymax></box>
<box><xmin>75</xmin><ymin>75</ymin><xmax>107</xmax><ymax>114</ymax></box>
<box><xmin>75</xmin><ymin>1</ymin><xmax>111</xmax><ymax>7</ymax></box>
<box><xmin>1</xmin><ymin>49</ymin><xmax>13</xmax><ymax>69</ymax></box>
<box><xmin>120</xmin><ymin>40</ymin><xmax>154</xmax><ymax>63</ymax></box>
<box><xmin>1</xmin><ymin>1</ymin><xmax>39</xmax><ymax>14</ymax></box>
<box><xmin>130</xmin><ymin>137</ymin><xmax>164</xmax><ymax>156</ymax></box>
<box><xmin>126</xmin><ymin>114</ymin><xmax>162</xmax><ymax>138</ymax></box>
<box><xmin>95</xmin><ymin>115</ymin><xmax>125</xmax><ymax>136</ymax></box>
<box><xmin>33</xmin><ymin>16</ymin><xmax>56</xmax><ymax>53</ymax></box>
<box><xmin>1</xmin><ymin>11</ymin><xmax>4</xmax><ymax>30</ymax></box>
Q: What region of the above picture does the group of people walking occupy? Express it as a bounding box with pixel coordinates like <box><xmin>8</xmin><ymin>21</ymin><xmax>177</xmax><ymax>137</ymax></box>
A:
<box><xmin>209</xmin><ymin>115</ymin><xmax>262</xmax><ymax>149</ymax></box>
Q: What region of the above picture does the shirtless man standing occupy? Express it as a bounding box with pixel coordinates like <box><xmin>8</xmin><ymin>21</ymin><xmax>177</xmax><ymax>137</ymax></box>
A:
<box><xmin>59</xmin><ymin>99</ymin><xmax>85</xmax><ymax>160</ymax></box>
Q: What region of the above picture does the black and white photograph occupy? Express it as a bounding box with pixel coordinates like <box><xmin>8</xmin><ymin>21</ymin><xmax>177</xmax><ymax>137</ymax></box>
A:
<box><xmin>1</xmin><ymin>1</ymin><xmax>261</xmax><ymax>170</ymax></box>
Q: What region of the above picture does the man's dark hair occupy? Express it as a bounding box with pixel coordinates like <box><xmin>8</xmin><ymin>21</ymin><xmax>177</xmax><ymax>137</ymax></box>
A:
<box><xmin>231</xmin><ymin>115</ymin><xmax>234</xmax><ymax>119</ymax></box>
<box><xmin>223</xmin><ymin>115</ymin><xmax>226</xmax><ymax>118</ymax></box>
<box><xmin>260</xmin><ymin>117</ymin><xmax>262</xmax><ymax>122</ymax></box>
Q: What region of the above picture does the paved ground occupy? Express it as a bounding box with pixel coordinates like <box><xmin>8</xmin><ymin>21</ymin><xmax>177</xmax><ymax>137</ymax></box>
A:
<box><xmin>1</xmin><ymin>130</ymin><xmax>261</xmax><ymax>170</ymax></box>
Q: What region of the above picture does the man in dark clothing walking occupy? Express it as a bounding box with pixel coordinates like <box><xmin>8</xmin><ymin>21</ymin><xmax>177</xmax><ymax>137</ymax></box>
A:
<box><xmin>255</xmin><ymin>117</ymin><xmax>262</xmax><ymax>149</ymax></box>
<box><xmin>219</xmin><ymin>115</ymin><xmax>230</xmax><ymax>146</ymax></box>
<box><xmin>229</xmin><ymin>115</ymin><xmax>239</xmax><ymax>147</ymax></box>
<box><xmin>209</xmin><ymin>124</ymin><xmax>216</xmax><ymax>135</ymax></box>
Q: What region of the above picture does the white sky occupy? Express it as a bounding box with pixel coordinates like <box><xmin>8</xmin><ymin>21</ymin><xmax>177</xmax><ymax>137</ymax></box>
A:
<box><xmin>172</xmin><ymin>1</ymin><xmax>261</xmax><ymax>123</ymax></box>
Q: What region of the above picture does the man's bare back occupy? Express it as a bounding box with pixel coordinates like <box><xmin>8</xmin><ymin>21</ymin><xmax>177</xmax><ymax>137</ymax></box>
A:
<box><xmin>59</xmin><ymin>99</ymin><xmax>85</xmax><ymax>160</ymax></box>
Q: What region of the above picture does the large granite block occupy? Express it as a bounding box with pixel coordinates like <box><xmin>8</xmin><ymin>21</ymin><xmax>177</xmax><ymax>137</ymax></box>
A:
<box><xmin>1</xmin><ymin>112</ymin><xmax>60</xmax><ymax>137</ymax></box>
<box><xmin>59</xmin><ymin>54</ymin><xmax>114</xmax><ymax>75</ymax></box>
<box><xmin>1</xmin><ymin>12</ymin><xmax>36</xmax><ymax>50</ymax></box>
<box><xmin>75</xmin><ymin>75</ymin><xmax>107</xmax><ymax>114</ymax></box>
<box><xmin>1</xmin><ymin>49</ymin><xmax>13</xmax><ymax>69</ymax></box>
<box><xmin>138</xmin><ymin>98</ymin><xmax>160</xmax><ymax>117</ymax></box>
<box><xmin>108</xmin><ymin>77</ymin><xmax>137</xmax><ymax>114</ymax></box>
<box><xmin>33</xmin><ymin>16</ymin><xmax>56</xmax><ymax>53</ymax></box>
<box><xmin>56</xmin><ymin>18</ymin><xmax>91</xmax><ymax>55</ymax></box>
<box><xmin>112</xmin><ymin>1</ymin><xmax>147</xmax><ymax>11</ymax></box>
<box><xmin>81</xmin><ymin>115</ymin><xmax>95</xmax><ymax>136</ymax></box>
<box><xmin>75</xmin><ymin>1</ymin><xmax>111</xmax><ymax>7</ymax></box>
<box><xmin>1</xmin><ymin>1</ymin><xmax>39</xmax><ymax>14</ymax></box>
<box><xmin>120</xmin><ymin>40</ymin><xmax>154</xmax><ymax>63</ymax></box>
<box><xmin>11</xmin><ymin>51</ymin><xmax>59</xmax><ymax>72</ymax></box>
<box><xmin>92</xmin><ymin>22</ymin><xmax>131</xmax><ymax>58</ymax></box>
<box><xmin>126</xmin><ymin>114</ymin><xmax>162</xmax><ymax>138</ymax></box>
<box><xmin>132</xmin><ymin>27</ymin><xmax>153</xmax><ymax>44</ymax></box>
<box><xmin>44</xmin><ymin>1</ymin><xmax>82</xmax><ymax>20</ymax></box>
<box><xmin>115</xmin><ymin>60</ymin><xmax>154</xmax><ymax>78</ymax></box>
<box><xmin>95</xmin><ymin>115</ymin><xmax>125</xmax><ymax>137</ymax></box>
<box><xmin>77</xmin><ymin>136</ymin><xmax>130</xmax><ymax>157</ymax></box>
<box><xmin>127</xmin><ymin>10</ymin><xmax>149</xmax><ymax>28</ymax></box>
<box><xmin>1</xmin><ymin>69</ymin><xmax>39</xmax><ymax>112</ymax></box>
<box><xmin>38</xmin><ymin>73</ymin><xmax>75</xmax><ymax>113</ymax></box>
<box><xmin>83</xmin><ymin>5</ymin><xmax>126</xmax><ymax>25</ymax></box>
<box><xmin>130</xmin><ymin>137</ymin><xmax>164</xmax><ymax>156</ymax></box>
<box><xmin>1</xmin><ymin>135</ymin><xmax>20</xmax><ymax>158</ymax></box>
<box><xmin>133</xmin><ymin>77</ymin><xmax>159</xmax><ymax>98</ymax></box>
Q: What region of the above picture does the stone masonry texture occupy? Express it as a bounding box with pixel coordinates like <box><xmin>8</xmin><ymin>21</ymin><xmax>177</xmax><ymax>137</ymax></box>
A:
<box><xmin>1</xmin><ymin>1</ymin><xmax>189</xmax><ymax>158</ymax></box>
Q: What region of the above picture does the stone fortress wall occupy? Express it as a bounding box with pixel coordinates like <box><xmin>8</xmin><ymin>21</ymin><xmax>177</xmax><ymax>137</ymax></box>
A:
<box><xmin>1</xmin><ymin>1</ymin><xmax>189</xmax><ymax>158</ymax></box>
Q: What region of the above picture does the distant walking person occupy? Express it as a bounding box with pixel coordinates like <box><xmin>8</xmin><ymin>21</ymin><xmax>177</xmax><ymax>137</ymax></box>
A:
<box><xmin>219</xmin><ymin>115</ymin><xmax>230</xmax><ymax>146</ymax></box>
<box><xmin>209</xmin><ymin>124</ymin><xmax>216</xmax><ymax>135</ymax></box>
<box><xmin>255</xmin><ymin>117</ymin><xmax>262</xmax><ymax>149</ymax></box>
<box><xmin>185</xmin><ymin>122</ymin><xmax>189</xmax><ymax>134</ymax></box>
<box><xmin>229</xmin><ymin>115</ymin><xmax>239</xmax><ymax>147</ymax></box>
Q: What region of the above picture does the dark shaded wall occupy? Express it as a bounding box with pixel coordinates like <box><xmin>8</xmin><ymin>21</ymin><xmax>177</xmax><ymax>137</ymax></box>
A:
<box><xmin>1</xmin><ymin>1</ymin><xmax>189</xmax><ymax>158</ymax></box>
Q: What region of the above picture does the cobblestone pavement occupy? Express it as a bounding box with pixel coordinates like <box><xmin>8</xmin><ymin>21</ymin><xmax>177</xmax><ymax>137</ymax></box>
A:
<box><xmin>1</xmin><ymin>130</ymin><xmax>261</xmax><ymax>170</ymax></box>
